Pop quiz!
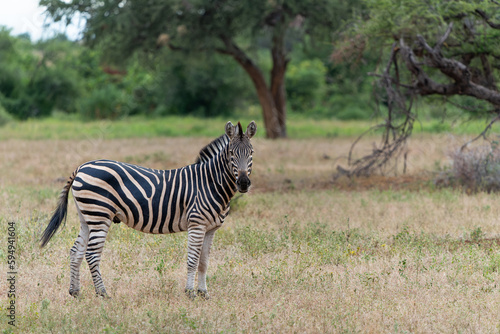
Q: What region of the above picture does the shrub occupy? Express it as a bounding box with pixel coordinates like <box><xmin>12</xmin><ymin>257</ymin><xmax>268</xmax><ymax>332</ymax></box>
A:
<box><xmin>0</xmin><ymin>67</ymin><xmax>80</xmax><ymax>119</ymax></box>
<box><xmin>334</xmin><ymin>106</ymin><xmax>372</xmax><ymax>121</ymax></box>
<box><xmin>437</xmin><ymin>142</ymin><xmax>500</xmax><ymax>193</ymax></box>
<box><xmin>27</xmin><ymin>69</ymin><xmax>80</xmax><ymax>115</ymax></box>
<box><xmin>0</xmin><ymin>101</ymin><xmax>13</xmax><ymax>126</ymax></box>
<box><xmin>327</xmin><ymin>89</ymin><xmax>373</xmax><ymax>120</ymax></box>
<box><xmin>79</xmin><ymin>84</ymin><xmax>133</xmax><ymax>120</ymax></box>
<box><xmin>0</xmin><ymin>65</ymin><xmax>20</xmax><ymax>99</ymax></box>
<box><xmin>154</xmin><ymin>52</ymin><xmax>252</xmax><ymax>117</ymax></box>
<box><xmin>286</xmin><ymin>59</ymin><xmax>327</xmax><ymax>112</ymax></box>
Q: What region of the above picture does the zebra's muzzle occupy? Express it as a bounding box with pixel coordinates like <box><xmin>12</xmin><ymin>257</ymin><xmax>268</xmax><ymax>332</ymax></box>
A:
<box><xmin>236</xmin><ymin>175</ymin><xmax>251</xmax><ymax>193</ymax></box>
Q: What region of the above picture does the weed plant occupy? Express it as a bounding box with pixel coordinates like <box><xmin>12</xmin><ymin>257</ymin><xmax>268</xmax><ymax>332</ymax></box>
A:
<box><xmin>436</xmin><ymin>141</ymin><xmax>500</xmax><ymax>192</ymax></box>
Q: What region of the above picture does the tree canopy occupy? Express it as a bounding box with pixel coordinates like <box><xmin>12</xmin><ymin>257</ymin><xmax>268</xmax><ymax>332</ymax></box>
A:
<box><xmin>41</xmin><ymin>0</ymin><xmax>361</xmax><ymax>138</ymax></box>
<box><xmin>333</xmin><ymin>0</ymin><xmax>500</xmax><ymax>175</ymax></box>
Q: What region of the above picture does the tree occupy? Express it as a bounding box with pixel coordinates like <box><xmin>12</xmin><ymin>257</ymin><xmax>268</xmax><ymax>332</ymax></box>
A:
<box><xmin>0</xmin><ymin>29</ymin><xmax>81</xmax><ymax>119</ymax></box>
<box><xmin>334</xmin><ymin>0</ymin><xmax>500</xmax><ymax>175</ymax></box>
<box><xmin>40</xmin><ymin>0</ymin><xmax>356</xmax><ymax>138</ymax></box>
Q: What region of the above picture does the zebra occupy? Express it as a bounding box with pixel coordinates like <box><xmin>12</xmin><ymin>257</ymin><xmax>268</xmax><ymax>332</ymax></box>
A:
<box><xmin>40</xmin><ymin>121</ymin><xmax>256</xmax><ymax>299</ymax></box>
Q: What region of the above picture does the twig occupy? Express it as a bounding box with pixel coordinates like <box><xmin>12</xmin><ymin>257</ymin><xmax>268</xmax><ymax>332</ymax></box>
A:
<box><xmin>460</xmin><ymin>113</ymin><xmax>500</xmax><ymax>152</ymax></box>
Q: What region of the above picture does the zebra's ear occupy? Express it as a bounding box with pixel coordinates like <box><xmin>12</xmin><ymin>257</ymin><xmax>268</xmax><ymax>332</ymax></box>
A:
<box><xmin>245</xmin><ymin>121</ymin><xmax>257</xmax><ymax>139</ymax></box>
<box><xmin>237</xmin><ymin>122</ymin><xmax>243</xmax><ymax>139</ymax></box>
<box><xmin>225</xmin><ymin>121</ymin><xmax>235</xmax><ymax>138</ymax></box>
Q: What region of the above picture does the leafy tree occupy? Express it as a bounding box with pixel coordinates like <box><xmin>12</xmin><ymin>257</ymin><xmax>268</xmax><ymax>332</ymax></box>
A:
<box><xmin>152</xmin><ymin>51</ymin><xmax>254</xmax><ymax>117</ymax></box>
<box><xmin>0</xmin><ymin>29</ymin><xmax>81</xmax><ymax>119</ymax></box>
<box><xmin>41</xmin><ymin>0</ymin><xmax>360</xmax><ymax>138</ymax></box>
<box><xmin>286</xmin><ymin>59</ymin><xmax>327</xmax><ymax>112</ymax></box>
<box><xmin>334</xmin><ymin>0</ymin><xmax>500</xmax><ymax>175</ymax></box>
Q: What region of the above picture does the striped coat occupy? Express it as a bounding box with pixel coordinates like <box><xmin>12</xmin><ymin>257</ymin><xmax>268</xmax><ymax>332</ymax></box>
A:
<box><xmin>40</xmin><ymin>121</ymin><xmax>256</xmax><ymax>299</ymax></box>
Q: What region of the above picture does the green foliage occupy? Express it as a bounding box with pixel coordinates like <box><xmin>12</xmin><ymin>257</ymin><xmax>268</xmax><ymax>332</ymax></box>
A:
<box><xmin>0</xmin><ymin>101</ymin><xmax>13</xmax><ymax>126</ymax></box>
<box><xmin>0</xmin><ymin>64</ymin><xmax>20</xmax><ymax>98</ymax></box>
<box><xmin>8</xmin><ymin>0</ymin><xmax>498</xmax><ymax>125</ymax></box>
<box><xmin>328</xmin><ymin>95</ymin><xmax>373</xmax><ymax>120</ymax></box>
<box><xmin>79</xmin><ymin>84</ymin><xmax>133</xmax><ymax>120</ymax></box>
<box><xmin>42</xmin><ymin>0</ymin><xmax>351</xmax><ymax>62</ymax></box>
<box><xmin>40</xmin><ymin>0</ymin><xmax>370</xmax><ymax>129</ymax></box>
<box><xmin>28</xmin><ymin>68</ymin><xmax>80</xmax><ymax>116</ymax></box>
<box><xmin>0</xmin><ymin>30</ymin><xmax>81</xmax><ymax>119</ymax></box>
<box><xmin>286</xmin><ymin>59</ymin><xmax>327</xmax><ymax>113</ymax></box>
<box><xmin>358</xmin><ymin>0</ymin><xmax>498</xmax><ymax>46</ymax></box>
<box><xmin>153</xmin><ymin>52</ymin><xmax>254</xmax><ymax>117</ymax></box>
<box><xmin>0</xmin><ymin>27</ymin><xmax>260</xmax><ymax>120</ymax></box>
<box><xmin>335</xmin><ymin>0</ymin><xmax>500</xmax><ymax>120</ymax></box>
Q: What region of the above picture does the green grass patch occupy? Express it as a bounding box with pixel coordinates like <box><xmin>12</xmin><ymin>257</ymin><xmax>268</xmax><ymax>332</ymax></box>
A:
<box><xmin>1</xmin><ymin>114</ymin><xmax>498</xmax><ymax>140</ymax></box>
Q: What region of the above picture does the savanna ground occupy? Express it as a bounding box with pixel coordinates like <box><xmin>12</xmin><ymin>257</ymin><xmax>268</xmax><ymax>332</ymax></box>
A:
<box><xmin>2</xmin><ymin>118</ymin><xmax>500</xmax><ymax>333</ymax></box>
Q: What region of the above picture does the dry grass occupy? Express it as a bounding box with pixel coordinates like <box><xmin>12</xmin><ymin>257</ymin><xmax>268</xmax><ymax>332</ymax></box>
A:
<box><xmin>2</xmin><ymin>134</ymin><xmax>500</xmax><ymax>333</ymax></box>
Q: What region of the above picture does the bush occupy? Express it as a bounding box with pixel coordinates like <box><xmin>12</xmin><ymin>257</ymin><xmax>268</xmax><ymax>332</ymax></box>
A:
<box><xmin>286</xmin><ymin>59</ymin><xmax>327</xmax><ymax>113</ymax></box>
<box><xmin>0</xmin><ymin>101</ymin><xmax>13</xmax><ymax>126</ymax></box>
<box><xmin>0</xmin><ymin>93</ymin><xmax>37</xmax><ymax>119</ymax></box>
<box><xmin>154</xmin><ymin>52</ymin><xmax>253</xmax><ymax>117</ymax></box>
<box><xmin>27</xmin><ymin>69</ymin><xmax>80</xmax><ymax>115</ymax></box>
<box><xmin>0</xmin><ymin>65</ymin><xmax>20</xmax><ymax>98</ymax></box>
<box><xmin>335</xmin><ymin>108</ymin><xmax>371</xmax><ymax>120</ymax></box>
<box><xmin>436</xmin><ymin>142</ymin><xmax>500</xmax><ymax>193</ymax></box>
<box><xmin>327</xmin><ymin>87</ymin><xmax>374</xmax><ymax>120</ymax></box>
<box><xmin>0</xmin><ymin>65</ymin><xmax>80</xmax><ymax>119</ymax></box>
<box><xmin>79</xmin><ymin>84</ymin><xmax>133</xmax><ymax>120</ymax></box>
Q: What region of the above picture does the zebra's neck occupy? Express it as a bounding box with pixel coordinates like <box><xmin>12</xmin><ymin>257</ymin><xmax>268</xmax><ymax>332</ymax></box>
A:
<box><xmin>196</xmin><ymin>138</ymin><xmax>237</xmax><ymax>202</ymax></box>
<box><xmin>195</xmin><ymin>134</ymin><xmax>230</xmax><ymax>164</ymax></box>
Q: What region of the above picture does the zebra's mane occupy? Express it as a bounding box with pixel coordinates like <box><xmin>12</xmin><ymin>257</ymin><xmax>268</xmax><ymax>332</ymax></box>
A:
<box><xmin>195</xmin><ymin>134</ymin><xmax>230</xmax><ymax>164</ymax></box>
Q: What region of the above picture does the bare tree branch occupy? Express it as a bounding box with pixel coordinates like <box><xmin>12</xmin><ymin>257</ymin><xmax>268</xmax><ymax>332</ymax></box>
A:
<box><xmin>435</xmin><ymin>22</ymin><xmax>453</xmax><ymax>51</ymax></box>
<box><xmin>475</xmin><ymin>9</ymin><xmax>500</xmax><ymax>29</ymax></box>
<box><xmin>460</xmin><ymin>113</ymin><xmax>500</xmax><ymax>152</ymax></box>
<box><xmin>402</xmin><ymin>31</ymin><xmax>500</xmax><ymax>106</ymax></box>
<box><xmin>336</xmin><ymin>3</ymin><xmax>500</xmax><ymax>179</ymax></box>
<box><xmin>399</xmin><ymin>38</ymin><xmax>459</xmax><ymax>96</ymax></box>
<box><xmin>339</xmin><ymin>43</ymin><xmax>415</xmax><ymax>177</ymax></box>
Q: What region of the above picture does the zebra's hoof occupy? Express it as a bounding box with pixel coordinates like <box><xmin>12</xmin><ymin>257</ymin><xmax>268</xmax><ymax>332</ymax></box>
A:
<box><xmin>197</xmin><ymin>289</ymin><xmax>210</xmax><ymax>300</ymax></box>
<box><xmin>69</xmin><ymin>289</ymin><xmax>80</xmax><ymax>298</ymax></box>
<box><xmin>185</xmin><ymin>288</ymin><xmax>197</xmax><ymax>300</ymax></box>
<box><xmin>96</xmin><ymin>289</ymin><xmax>110</xmax><ymax>299</ymax></box>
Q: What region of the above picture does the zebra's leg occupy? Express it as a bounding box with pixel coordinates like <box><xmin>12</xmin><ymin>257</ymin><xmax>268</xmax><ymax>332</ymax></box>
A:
<box><xmin>69</xmin><ymin>221</ymin><xmax>90</xmax><ymax>297</ymax></box>
<box><xmin>197</xmin><ymin>228</ymin><xmax>217</xmax><ymax>300</ymax></box>
<box><xmin>85</xmin><ymin>222</ymin><xmax>111</xmax><ymax>298</ymax></box>
<box><xmin>185</xmin><ymin>224</ymin><xmax>207</xmax><ymax>299</ymax></box>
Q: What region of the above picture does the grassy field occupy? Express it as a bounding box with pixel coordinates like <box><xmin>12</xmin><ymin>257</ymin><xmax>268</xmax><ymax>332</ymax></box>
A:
<box><xmin>1</xmin><ymin>114</ymin><xmax>499</xmax><ymax>140</ymax></box>
<box><xmin>2</xmin><ymin>119</ymin><xmax>500</xmax><ymax>332</ymax></box>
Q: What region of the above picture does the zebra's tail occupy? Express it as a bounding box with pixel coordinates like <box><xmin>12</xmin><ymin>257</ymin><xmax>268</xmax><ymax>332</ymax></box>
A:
<box><xmin>40</xmin><ymin>169</ymin><xmax>78</xmax><ymax>248</ymax></box>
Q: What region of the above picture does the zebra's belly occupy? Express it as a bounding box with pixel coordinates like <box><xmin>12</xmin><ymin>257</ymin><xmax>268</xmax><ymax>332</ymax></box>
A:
<box><xmin>123</xmin><ymin>210</ymin><xmax>190</xmax><ymax>234</ymax></box>
<box><xmin>72</xmin><ymin>187</ymin><xmax>190</xmax><ymax>235</ymax></box>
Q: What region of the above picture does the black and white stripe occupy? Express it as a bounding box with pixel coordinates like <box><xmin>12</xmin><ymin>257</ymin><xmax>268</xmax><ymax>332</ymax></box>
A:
<box><xmin>40</xmin><ymin>121</ymin><xmax>257</xmax><ymax>299</ymax></box>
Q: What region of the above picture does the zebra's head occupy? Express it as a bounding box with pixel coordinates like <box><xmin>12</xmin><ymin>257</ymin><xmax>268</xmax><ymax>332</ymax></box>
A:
<box><xmin>225</xmin><ymin>121</ymin><xmax>257</xmax><ymax>193</ymax></box>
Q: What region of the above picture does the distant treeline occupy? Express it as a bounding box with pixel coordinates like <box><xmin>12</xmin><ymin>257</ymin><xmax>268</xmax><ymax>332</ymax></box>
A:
<box><xmin>0</xmin><ymin>26</ymin><xmax>375</xmax><ymax>123</ymax></box>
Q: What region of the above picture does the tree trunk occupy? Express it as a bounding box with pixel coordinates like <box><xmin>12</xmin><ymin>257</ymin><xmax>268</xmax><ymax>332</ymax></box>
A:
<box><xmin>270</xmin><ymin>11</ymin><xmax>289</xmax><ymax>138</ymax></box>
<box><xmin>249</xmin><ymin>68</ymin><xmax>282</xmax><ymax>139</ymax></box>
<box><xmin>218</xmin><ymin>36</ymin><xmax>285</xmax><ymax>139</ymax></box>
